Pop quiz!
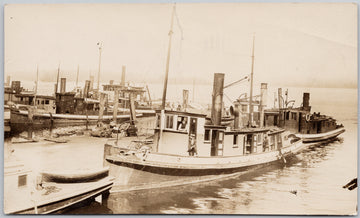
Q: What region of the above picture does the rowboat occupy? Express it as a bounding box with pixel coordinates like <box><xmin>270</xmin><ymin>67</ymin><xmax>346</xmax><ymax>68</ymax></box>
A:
<box><xmin>41</xmin><ymin>167</ymin><xmax>110</xmax><ymax>183</ymax></box>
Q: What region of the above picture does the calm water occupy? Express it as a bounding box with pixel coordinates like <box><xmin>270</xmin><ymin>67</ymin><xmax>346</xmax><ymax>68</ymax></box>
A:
<box><xmin>9</xmin><ymin>86</ymin><xmax>358</xmax><ymax>215</ymax></box>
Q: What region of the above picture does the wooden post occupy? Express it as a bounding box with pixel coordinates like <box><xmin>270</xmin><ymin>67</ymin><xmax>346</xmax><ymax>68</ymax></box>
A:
<box><xmin>33</xmin><ymin>65</ymin><xmax>39</xmax><ymax>107</ymax></box>
<box><xmin>146</xmin><ymin>85</ymin><xmax>152</xmax><ymax>107</ymax></box>
<box><xmin>56</xmin><ymin>63</ymin><xmax>60</xmax><ymax>94</ymax></box>
<box><xmin>98</xmin><ymin>93</ymin><xmax>106</xmax><ymax>123</ymax></box>
<box><xmin>278</xmin><ymin>88</ymin><xmax>282</xmax><ymax>109</ymax></box>
<box><xmin>259</xmin><ymin>83</ymin><xmax>267</xmax><ymax>128</ymax></box>
<box><xmin>97</xmin><ymin>43</ymin><xmax>103</xmax><ymax>99</ymax></box>
<box><xmin>121</xmin><ymin>66</ymin><xmax>126</xmax><ymax>87</ymax></box>
<box><xmin>129</xmin><ymin>93</ymin><xmax>136</xmax><ymax>123</ymax></box>
<box><xmin>128</xmin><ymin>93</ymin><xmax>137</xmax><ymax>136</ymax></box>
<box><xmin>27</xmin><ymin>107</ymin><xmax>35</xmax><ymax>139</ymax></box>
<box><xmin>249</xmin><ymin>35</ymin><xmax>255</xmax><ymax>126</ymax></box>
<box><xmin>113</xmin><ymin>89</ymin><xmax>119</xmax><ymax>122</ymax></box>
<box><xmin>85</xmin><ymin>104</ymin><xmax>89</xmax><ymax>130</ymax></box>
<box><xmin>182</xmin><ymin>89</ymin><xmax>189</xmax><ymax>111</ymax></box>
<box><xmin>76</xmin><ymin>64</ymin><xmax>80</xmax><ymax>87</ymax></box>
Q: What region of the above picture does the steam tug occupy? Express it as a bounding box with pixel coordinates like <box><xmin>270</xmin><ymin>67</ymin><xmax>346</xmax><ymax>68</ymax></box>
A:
<box><xmin>103</xmin><ymin>73</ymin><xmax>305</xmax><ymax>191</ymax></box>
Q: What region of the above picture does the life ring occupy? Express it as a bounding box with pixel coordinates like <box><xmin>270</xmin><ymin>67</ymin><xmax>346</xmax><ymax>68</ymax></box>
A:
<box><xmin>305</xmin><ymin>114</ymin><xmax>311</xmax><ymax>122</ymax></box>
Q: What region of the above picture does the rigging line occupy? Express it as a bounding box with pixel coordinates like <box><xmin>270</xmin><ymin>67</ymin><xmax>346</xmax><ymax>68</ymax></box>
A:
<box><xmin>174</xmin><ymin>7</ymin><xmax>184</xmax><ymax>40</ymax></box>
<box><xmin>223</xmin><ymin>93</ymin><xmax>234</xmax><ymax>104</ymax></box>
<box><xmin>174</xmin><ymin>6</ymin><xmax>184</xmax><ymax>75</ymax></box>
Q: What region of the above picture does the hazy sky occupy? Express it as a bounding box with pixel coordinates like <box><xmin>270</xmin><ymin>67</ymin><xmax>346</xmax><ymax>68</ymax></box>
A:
<box><xmin>4</xmin><ymin>3</ymin><xmax>358</xmax><ymax>88</ymax></box>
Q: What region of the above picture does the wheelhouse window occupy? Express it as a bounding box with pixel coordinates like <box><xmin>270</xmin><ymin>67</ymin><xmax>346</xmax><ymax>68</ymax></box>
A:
<box><xmin>204</xmin><ymin>129</ymin><xmax>210</xmax><ymax>142</ymax></box>
<box><xmin>18</xmin><ymin>175</ymin><xmax>27</xmax><ymax>187</ymax></box>
<box><xmin>286</xmin><ymin>111</ymin><xmax>290</xmax><ymax>120</ymax></box>
<box><xmin>291</xmin><ymin>112</ymin><xmax>297</xmax><ymax>120</ymax></box>
<box><xmin>165</xmin><ymin>115</ymin><xmax>174</xmax><ymax>129</ymax></box>
<box><xmin>176</xmin><ymin>116</ymin><xmax>188</xmax><ymax>131</ymax></box>
<box><xmin>233</xmin><ymin>134</ymin><xmax>238</xmax><ymax>147</ymax></box>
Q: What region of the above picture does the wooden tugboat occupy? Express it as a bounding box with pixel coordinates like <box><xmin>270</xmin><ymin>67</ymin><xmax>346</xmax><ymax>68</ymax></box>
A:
<box><xmin>103</xmin><ymin>74</ymin><xmax>304</xmax><ymax>192</ymax></box>
<box><xmin>3</xmin><ymin>139</ymin><xmax>114</xmax><ymax>214</ymax></box>
<box><xmin>103</xmin><ymin>8</ymin><xmax>308</xmax><ymax>191</ymax></box>
<box><xmin>264</xmin><ymin>90</ymin><xmax>345</xmax><ymax>143</ymax></box>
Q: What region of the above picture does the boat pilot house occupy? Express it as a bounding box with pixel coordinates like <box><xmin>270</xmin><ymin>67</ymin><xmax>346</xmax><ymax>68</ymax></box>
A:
<box><xmin>153</xmin><ymin>109</ymin><xmax>286</xmax><ymax>158</ymax></box>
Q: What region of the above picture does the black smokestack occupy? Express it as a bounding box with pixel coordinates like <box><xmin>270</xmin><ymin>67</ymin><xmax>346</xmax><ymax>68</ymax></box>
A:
<box><xmin>211</xmin><ymin>73</ymin><xmax>225</xmax><ymax>126</ymax></box>
<box><xmin>303</xmin><ymin>92</ymin><xmax>310</xmax><ymax>111</ymax></box>
<box><xmin>60</xmin><ymin>78</ymin><xmax>66</xmax><ymax>93</ymax></box>
<box><xmin>84</xmin><ymin>80</ymin><xmax>91</xmax><ymax>98</ymax></box>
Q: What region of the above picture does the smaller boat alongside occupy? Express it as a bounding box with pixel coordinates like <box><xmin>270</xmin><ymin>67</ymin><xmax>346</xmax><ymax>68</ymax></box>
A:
<box><xmin>264</xmin><ymin>91</ymin><xmax>345</xmax><ymax>143</ymax></box>
<box><xmin>4</xmin><ymin>139</ymin><xmax>114</xmax><ymax>214</ymax></box>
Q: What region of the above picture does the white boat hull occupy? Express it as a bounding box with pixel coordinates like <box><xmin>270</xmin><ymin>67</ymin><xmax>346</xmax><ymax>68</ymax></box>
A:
<box><xmin>103</xmin><ymin>139</ymin><xmax>306</xmax><ymax>192</ymax></box>
<box><xmin>295</xmin><ymin>127</ymin><xmax>345</xmax><ymax>143</ymax></box>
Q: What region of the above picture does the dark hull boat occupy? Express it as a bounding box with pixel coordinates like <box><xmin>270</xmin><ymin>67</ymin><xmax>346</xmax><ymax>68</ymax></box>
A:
<box><xmin>264</xmin><ymin>91</ymin><xmax>345</xmax><ymax>143</ymax></box>
<box><xmin>9</xmin><ymin>108</ymin><xmax>141</xmax><ymax>134</ymax></box>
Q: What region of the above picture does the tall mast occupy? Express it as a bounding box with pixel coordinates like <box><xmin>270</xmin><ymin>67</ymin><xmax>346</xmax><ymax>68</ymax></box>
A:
<box><xmin>249</xmin><ymin>34</ymin><xmax>255</xmax><ymax>126</ymax></box>
<box><xmin>76</xmin><ymin>64</ymin><xmax>80</xmax><ymax>87</ymax></box>
<box><xmin>97</xmin><ymin>42</ymin><xmax>103</xmax><ymax>98</ymax></box>
<box><xmin>56</xmin><ymin>63</ymin><xmax>60</xmax><ymax>93</ymax></box>
<box><xmin>34</xmin><ymin>65</ymin><xmax>39</xmax><ymax>107</ymax></box>
<box><xmin>161</xmin><ymin>4</ymin><xmax>176</xmax><ymax>109</ymax></box>
<box><xmin>192</xmin><ymin>77</ymin><xmax>195</xmax><ymax>102</ymax></box>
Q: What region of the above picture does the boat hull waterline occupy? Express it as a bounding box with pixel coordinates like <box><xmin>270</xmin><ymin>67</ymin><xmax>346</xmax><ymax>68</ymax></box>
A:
<box><xmin>10</xmin><ymin>109</ymin><xmax>143</xmax><ymax>134</ymax></box>
<box><xmin>104</xmin><ymin>140</ymin><xmax>305</xmax><ymax>192</ymax></box>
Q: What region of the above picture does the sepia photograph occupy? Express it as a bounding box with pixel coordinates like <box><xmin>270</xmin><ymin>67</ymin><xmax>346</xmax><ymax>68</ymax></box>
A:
<box><xmin>3</xmin><ymin>2</ymin><xmax>358</xmax><ymax>215</ymax></box>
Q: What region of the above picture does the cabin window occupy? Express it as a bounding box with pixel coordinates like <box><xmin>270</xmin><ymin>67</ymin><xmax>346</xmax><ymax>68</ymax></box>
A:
<box><xmin>204</xmin><ymin>129</ymin><xmax>210</xmax><ymax>142</ymax></box>
<box><xmin>20</xmin><ymin>97</ymin><xmax>23</xmax><ymax>101</ymax></box>
<box><xmin>45</xmin><ymin>100</ymin><xmax>49</xmax><ymax>104</ymax></box>
<box><xmin>270</xmin><ymin>135</ymin><xmax>275</xmax><ymax>150</ymax></box>
<box><xmin>291</xmin><ymin>112</ymin><xmax>297</xmax><ymax>120</ymax></box>
<box><xmin>257</xmin><ymin>134</ymin><xmax>262</xmax><ymax>146</ymax></box>
<box><xmin>233</xmin><ymin>134</ymin><xmax>238</xmax><ymax>147</ymax></box>
<box><xmin>176</xmin><ymin>116</ymin><xmax>188</xmax><ymax>131</ymax></box>
<box><xmin>37</xmin><ymin>100</ymin><xmax>40</xmax><ymax>105</ymax></box>
<box><xmin>18</xmin><ymin>175</ymin><xmax>27</xmax><ymax>187</ymax></box>
<box><xmin>165</xmin><ymin>115</ymin><xmax>174</xmax><ymax>129</ymax></box>
<box><xmin>241</xmin><ymin>105</ymin><xmax>247</xmax><ymax>113</ymax></box>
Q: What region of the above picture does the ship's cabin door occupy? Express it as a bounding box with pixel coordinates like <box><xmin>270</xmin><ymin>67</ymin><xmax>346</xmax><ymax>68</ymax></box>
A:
<box><xmin>210</xmin><ymin>130</ymin><xmax>224</xmax><ymax>156</ymax></box>
<box><xmin>188</xmin><ymin>118</ymin><xmax>197</xmax><ymax>155</ymax></box>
